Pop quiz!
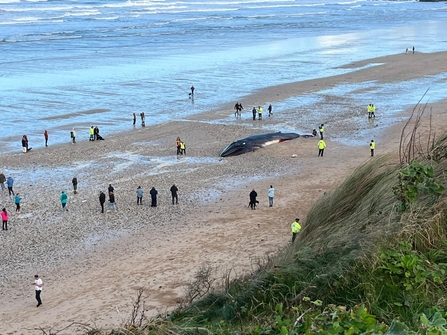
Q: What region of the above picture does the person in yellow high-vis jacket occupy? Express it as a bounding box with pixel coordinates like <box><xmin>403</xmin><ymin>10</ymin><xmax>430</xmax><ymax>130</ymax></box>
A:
<box><xmin>291</xmin><ymin>218</ymin><xmax>302</xmax><ymax>243</ymax></box>
<box><xmin>318</xmin><ymin>139</ymin><xmax>326</xmax><ymax>157</ymax></box>
<box><xmin>370</xmin><ymin>140</ymin><xmax>375</xmax><ymax>157</ymax></box>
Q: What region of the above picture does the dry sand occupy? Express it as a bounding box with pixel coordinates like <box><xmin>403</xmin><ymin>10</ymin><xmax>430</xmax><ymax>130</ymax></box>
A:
<box><xmin>1</xmin><ymin>51</ymin><xmax>447</xmax><ymax>334</ymax></box>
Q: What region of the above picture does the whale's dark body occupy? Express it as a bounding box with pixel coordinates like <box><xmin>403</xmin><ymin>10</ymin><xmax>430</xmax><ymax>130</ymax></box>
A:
<box><xmin>220</xmin><ymin>132</ymin><xmax>300</xmax><ymax>157</ymax></box>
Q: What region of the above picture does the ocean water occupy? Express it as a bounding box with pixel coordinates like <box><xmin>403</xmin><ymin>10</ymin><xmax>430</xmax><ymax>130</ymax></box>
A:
<box><xmin>1</xmin><ymin>0</ymin><xmax>447</xmax><ymax>152</ymax></box>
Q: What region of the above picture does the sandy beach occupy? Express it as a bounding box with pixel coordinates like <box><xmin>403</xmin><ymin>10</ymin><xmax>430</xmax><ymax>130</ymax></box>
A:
<box><xmin>1</xmin><ymin>51</ymin><xmax>447</xmax><ymax>334</ymax></box>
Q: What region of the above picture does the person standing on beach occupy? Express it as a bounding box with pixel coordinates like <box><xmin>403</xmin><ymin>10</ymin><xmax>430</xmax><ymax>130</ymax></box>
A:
<box><xmin>176</xmin><ymin>137</ymin><xmax>181</xmax><ymax>155</ymax></box>
<box><xmin>413</xmin><ymin>46</ymin><xmax>415</xmax><ymax>54</ymax></box>
<box><xmin>70</xmin><ymin>128</ymin><xmax>76</xmax><ymax>143</ymax></box>
<box><xmin>14</xmin><ymin>193</ymin><xmax>21</xmax><ymax>214</ymax></box>
<box><xmin>22</xmin><ymin>136</ymin><xmax>27</xmax><ymax>153</ymax></box>
<box><xmin>291</xmin><ymin>218</ymin><xmax>302</xmax><ymax>243</ymax></box>
<box><xmin>180</xmin><ymin>141</ymin><xmax>186</xmax><ymax>155</ymax></box>
<box><xmin>2</xmin><ymin>208</ymin><xmax>8</xmax><ymax>231</ymax></box>
<box><xmin>89</xmin><ymin>126</ymin><xmax>95</xmax><ymax>141</ymax></box>
<box><xmin>133</xmin><ymin>112</ymin><xmax>136</xmax><ymax>126</ymax></box>
<box><xmin>94</xmin><ymin>126</ymin><xmax>99</xmax><ymax>141</ymax></box>
<box><xmin>249</xmin><ymin>189</ymin><xmax>258</xmax><ymax>210</ymax></box>
<box><xmin>7</xmin><ymin>176</ymin><xmax>14</xmax><ymax>197</ymax></box>
<box><xmin>108</xmin><ymin>191</ymin><xmax>117</xmax><ymax>210</ymax></box>
<box><xmin>318</xmin><ymin>124</ymin><xmax>324</xmax><ymax>139</ymax></box>
<box><xmin>268</xmin><ymin>104</ymin><xmax>273</xmax><ymax>117</ymax></box>
<box><xmin>140</xmin><ymin>112</ymin><xmax>145</xmax><ymax>127</ymax></box>
<box><xmin>190</xmin><ymin>85</ymin><xmax>195</xmax><ymax>97</ymax></box>
<box><xmin>370</xmin><ymin>140</ymin><xmax>376</xmax><ymax>157</ymax></box>
<box><xmin>99</xmin><ymin>191</ymin><xmax>106</xmax><ymax>213</ymax></box>
<box><xmin>33</xmin><ymin>275</ymin><xmax>43</xmax><ymax>307</ymax></box>
<box><xmin>0</xmin><ymin>171</ymin><xmax>5</xmax><ymax>191</ymax></box>
<box><xmin>268</xmin><ymin>185</ymin><xmax>275</xmax><ymax>207</ymax></box>
<box><xmin>44</xmin><ymin>130</ymin><xmax>49</xmax><ymax>147</ymax></box>
<box><xmin>72</xmin><ymin>177</ymin><xmax>78</xmax><ymax>194</ymax></box>
<box><xmin>252</xmin><ymin>107</ymin><xmax>257</xmax><ymax>121</ymax></box>
<box><xmin>234</xmin><ymin>102</ymin><xmax>239</xmax><ymax>118</ymax></box>
<box><xmin>257</xmin><ymin>106</ymin><xmax>263</xmax><ymax>120</ymax></box>
<box><xmin>318</xmin><ymin>139</ymin><xmax>326</xmax><ymax>157</ymax></box>
<box><xmin>136</xmin><ymin>186</ymin><xmax>144</xmax><ymax>205</ymax></box>
<box><xmin>150</xmin><ymin>187</ymin><xmax>158</xmax><ymax>207</ymax></box>
<box><xmin>108</xmin><ymin>184</ymin><xmax>114</xmax><ymax>195</ymax></box>
<box><xmin>60</xmin><ymin>191</ymin><xmax>68</xmax><ymax>211</ymax></box>
<box><xmin>170</xmin><ymin>184</ymin><xmax>178</xmax><ymax>205</ymax></box>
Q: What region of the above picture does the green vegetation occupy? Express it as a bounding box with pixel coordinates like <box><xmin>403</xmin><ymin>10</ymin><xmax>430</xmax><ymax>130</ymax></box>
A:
<box><xmin>68</xmin><ymin>127</ymin><xmax>447</xmax><ymax>334</ymax></box>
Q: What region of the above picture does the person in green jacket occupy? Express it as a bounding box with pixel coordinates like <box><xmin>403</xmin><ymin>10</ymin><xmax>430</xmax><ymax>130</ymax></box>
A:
<box><xmin>291</xmin><ymin>218</ymin><xmax>302</xmax><ymax>243</ymax></box>
<box><xmin>60</xmin><ymin>191</ymin><xmax>68</xmax><ymax>211</ymax></box>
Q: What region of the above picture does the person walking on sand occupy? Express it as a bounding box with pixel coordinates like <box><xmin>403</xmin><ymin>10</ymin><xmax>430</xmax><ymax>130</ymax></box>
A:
<box><xmin>44</xmin><ymin>130</ymin><xmax>49</xmax><ymax>147</ymax></box>
<box><xmin>176</xmin><ymin>137</ymin><xmax>181</xmax><ymax>155</ymax></box>
<box><xmin>72</xmin><ymin>176</ymin><xmax>78</xmax><ymax>194</ymax></box>
<box><xmin>136</xmin><ymin>186</ymin><xmax>144</xmax><ymax>205</ymax></box>
<box><xmin>0</xmin><ymin>171</ymin><xmax>5</xmax><ymax>191</ymax></box>
<box><xmin>268</xmin><ymin>104</ymin><xmax>273</xmax><ymax>117</ymax></box>
<box><xmin>2</xmin><ymin>208</ymin><xmax>8</xmax><ymax>231</ymax></box>
<box><xmin>291</xmin><ymin>218</ymin><xmax>302</xmax><ymax>243</ymax></box>
<box><xmin>99</xmin><ymin>191</ymin><xmax>106</xmax><ymax>213</ymax></box>
<box><xmin>108</xmin><ymin>191</ymin><xmax>117</xmax><ymax>210</ymax></box>
<box><xmin>249</xmin><ymin>189</ymin><xmax>258</xmax><ymax>210</ymax></box>
<box><xmin>170</xmin><ymin>184</ymin><xmax>179</xmax><ymax>205</ymax></box>
<box><xmin>133</xmin><ymin>112</ymin><xmax>136</xmax><ymax>126</ymax></box>
<box><xmin>60</xmin><ymin>191</ymin><xmax>68</xmax><ymax>211</ymax></box>
<box><xmin>318</xmin><ymin>124</ymin><xmax>324</xmax><ymax>139</ymax></box>
<box><xmin>150</xmin><ymin>187</ymin><xmax>158</xmax><ymax>207</ymax></box>
<box><xmin>14</xmin><ymin>193</ymin><xmax>21</xmax><ymax>214</ymax></box>
<box><xmin>370</xmin><ymin>140</ymin><xmax>376</xmax><ymax>157</ymax></box>
<box><xmin>7</xmin><ymin>176</ymin><xmax>14</xmax><ymax>197</ymax></box>
<box><xmin>318</xmin><ymin>139</ymin><xmax>326</xmax><ymax>157</ymax></box>
<box><xmin>33</xmin><ymin>275</ymin><xmax>43</xmax><ymax>307</ymax></box>
<box><xmin>268</xmin><ymin>185</ymin><xmax>275</xmax><ymax>207</ymax></box>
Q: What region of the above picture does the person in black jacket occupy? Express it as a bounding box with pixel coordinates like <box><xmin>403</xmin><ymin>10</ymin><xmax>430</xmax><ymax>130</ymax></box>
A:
<box><xmin>170</xmin><ymin>184</ymin><xmax>178</xmax><ymax>205</ymax></box>
<box><xmin>99</xmin><ymin>191</ymin><xmax>106</xmax><ymax>213</ymax></box>
<box><xmin>249</xmin><ymin>189</ymin><xmax>258</xmax><ymax>210</ymax></box>
<box><xmin>150</xmin><ymin>187</ymin><xmax>158</xmax><ymax>207</ymax></box>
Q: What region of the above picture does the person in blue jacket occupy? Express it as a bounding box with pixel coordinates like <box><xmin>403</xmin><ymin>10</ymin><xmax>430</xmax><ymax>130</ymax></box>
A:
<box><xmin>7</xmin><ymin>176</ymin><xmax>15</xmax><ymax>197</ymax></box>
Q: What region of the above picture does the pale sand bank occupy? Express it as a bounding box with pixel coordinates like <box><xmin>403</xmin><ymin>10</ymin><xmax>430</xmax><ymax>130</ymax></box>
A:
<box><xmin>1</xmin><ymin>51</ymin><xmax>447</xmax><ymax>334</ymax></box>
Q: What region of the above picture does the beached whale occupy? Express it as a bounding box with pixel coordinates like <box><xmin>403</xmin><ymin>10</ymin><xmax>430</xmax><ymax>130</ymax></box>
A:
<box><xmin>220</xmin><ymin>132</ymin><xmax>301</xmax><ymax>157</ymax></box>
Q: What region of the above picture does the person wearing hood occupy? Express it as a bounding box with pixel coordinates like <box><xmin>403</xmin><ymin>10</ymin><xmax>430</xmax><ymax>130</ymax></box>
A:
<box><xmin>150</xmin><ymin>187</ymin><xmax>158</xmax><ymax>207</ymax></box>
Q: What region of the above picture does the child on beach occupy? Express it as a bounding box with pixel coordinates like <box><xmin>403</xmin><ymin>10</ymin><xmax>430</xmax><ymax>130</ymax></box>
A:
<box><xmin>1</xmin><ymin>208</ymin><xmax>8</xmax><ymax>230</ymax></box>
<box><xmin>60</xmin><ymin>191</ymin><xmax>68</xmax><ymax>211</ymax></box>
<box><xmin>14</xmin><ymin>193</ymin><xmax>21</xmax><ymax>214</ymax></box>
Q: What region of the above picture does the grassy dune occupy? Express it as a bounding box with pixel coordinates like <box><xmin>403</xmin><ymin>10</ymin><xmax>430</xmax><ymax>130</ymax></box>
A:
<box><xmin>84</xmin><ymin>132</ymin><xmax>447</xmax><ymax>334</ymax></box>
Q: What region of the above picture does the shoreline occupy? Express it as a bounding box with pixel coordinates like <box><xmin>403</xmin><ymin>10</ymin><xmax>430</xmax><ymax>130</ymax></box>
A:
<box><xmin>1</xmin><ymin>51</ymin><xmax>447</xmax><ymax>334</ymax></box>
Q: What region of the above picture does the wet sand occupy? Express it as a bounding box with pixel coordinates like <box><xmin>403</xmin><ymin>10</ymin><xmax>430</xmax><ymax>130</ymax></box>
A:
<box><xmin>1</xmin><ymin>51</ymin><xmax>447</xmax><ymax>334</ymax></box>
